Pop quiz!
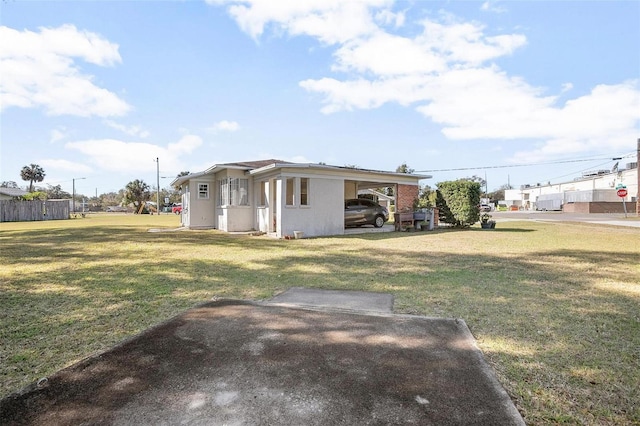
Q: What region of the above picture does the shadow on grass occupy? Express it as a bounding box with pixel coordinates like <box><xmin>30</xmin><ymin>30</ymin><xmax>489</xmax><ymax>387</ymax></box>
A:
<box><xmin>1</xmin><ymin>223</ymin><xmax>639</xmax><ymax>424</ymax></box>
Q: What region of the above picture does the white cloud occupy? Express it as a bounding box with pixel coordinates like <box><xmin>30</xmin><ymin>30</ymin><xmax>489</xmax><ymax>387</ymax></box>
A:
<box><xmin>104</xmin><ymin>120</ymin><xmax>150</xmax><ymax>138</ymax></box>
<box><xmin>208</xmin><ymin>0</ymin><xmax>391</xmax><ymax>44</ymax></box>
<box><xmin>480</xmin><ymin>1</ymin><xmax>507</xmax><ymax>14</ymax></box>
<box><xmin>375</xmin><ymin>9</ymin><xmax>405</xmax><ymax>27</ymax></box>
<box><xmin>50</xmin><ymin>126</ymin><xmax>68</xmax><ymax>144</ymax></box>
<box><xmin>65</xmin><ymin>135</ymin><xmax>203</xmax><ymax>174</ymax></box>
<box><xmin>38</xmin><ymin>158</ymin><xmax>92</xmax><ymax>174</ymax></box>
<box><xmin>332</xmin><ymin>32</ymin><xmax>447</xmax><ymax>76</ymax></box>
<box><xmin>210</xmin><ymin>1</ymin><xmax>640</xmax><ymax>162</ymax></box>
<box><xmin>208</xmin><ymin>120</ymin><xmax>240</xmax><ymax>132</ymax></box>
<box><xmin>0</xmin><ymin>25</ymin><xmax>130</xmax><ymax>117</ymax></box>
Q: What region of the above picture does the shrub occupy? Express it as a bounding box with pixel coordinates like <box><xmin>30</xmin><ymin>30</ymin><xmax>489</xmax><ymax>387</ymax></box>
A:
<box><xmin>436</xmin><ymin>180</ymin><xmax>481</xmax><ymax>227</ymax></box>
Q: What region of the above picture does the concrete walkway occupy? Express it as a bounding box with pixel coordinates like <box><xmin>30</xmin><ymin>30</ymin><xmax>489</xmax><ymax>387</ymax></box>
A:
<box><xmin>1</xmin><ymin>290</ymin><xmax>524</xmax><ymax>425</ymax></box>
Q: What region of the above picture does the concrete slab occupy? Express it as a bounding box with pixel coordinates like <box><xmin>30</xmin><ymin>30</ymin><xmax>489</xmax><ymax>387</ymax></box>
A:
<box><xmin>1</xmin><ymin>300</ymin><xmax>524</xmax><ymax>425</ymax></box>
<box><xmin>267</xmin><ymin>287</ymin><xmax>394</xmax><ymax>313</ymax></box>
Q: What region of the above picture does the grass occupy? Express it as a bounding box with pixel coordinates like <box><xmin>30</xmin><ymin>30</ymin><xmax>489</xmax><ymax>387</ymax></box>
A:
<box><xmin>1</xmin><ymin>213</ymin><xmax>639</xmax><ymax>425</ymax></box>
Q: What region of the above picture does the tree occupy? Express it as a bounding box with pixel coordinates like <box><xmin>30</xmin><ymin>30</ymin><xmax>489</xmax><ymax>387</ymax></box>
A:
<box><xmin>436</xmin><ymin>180</ymin><xmax>481</xmax><ymax>227</ymax></box>
<box><xmin>487</xmin><ymin>183</ymin><xmax>513</xmax><ymax>203</ymax></box>
<box><xmin>45</xmin><ymin>184</ymin><xmax>71</xmax><ymax>199</ymax></box>
<box><xmin>22</xmin><ymin>191</ymin><xmax>47</xmax><ymax>201</ymax></box>
<box><xmin>20</xmin><ymin>164</ymin><xmax>46</xmax><ymax>192</ymax></box>
<box><xmin>464</xmin><ymin>175</ymin><xmax>487</xmax><ymax>196</ymax></box>
<box><xmin>416</xmin><ymin>184</ymin><xmax>434</xmax><ymax>208</ymax></box>
<box><xmin>395</xmin><ymin>163</ymin><xmax>415</xmax><ymax>174</ymax></box>
<box><xmin>1</xmin><ymin>181</ymin><xmax>18</xmax><ymax>188</ymax></box>
<box><xmin>124</xmin><ymin>179</ymin><xmax>151</xmax><ymax>213</ymax></box>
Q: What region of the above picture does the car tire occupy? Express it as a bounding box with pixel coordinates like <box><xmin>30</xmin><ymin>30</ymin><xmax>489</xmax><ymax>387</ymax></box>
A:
<box><xmin>373</xmin><ymin>215</ymin><xmax>385</xmax><ymax>228</ymax></box>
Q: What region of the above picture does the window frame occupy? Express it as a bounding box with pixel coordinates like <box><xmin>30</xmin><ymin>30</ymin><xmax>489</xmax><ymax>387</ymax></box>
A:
<box><xmin>300</xmin><ymin>177</ymin><xmax>309</xmax><ymax>206</ymax></box>
<box><xmin>218</xmin><ymin>177</ymin><xmax>249</xmax><ymax>206</ymax></box>
<box><xmin>197</xmin><ymin>182</ymin><xmax>209</xmax><ymax>200</ymax></box>
<box><xmin>285</xmin><ymin>177</ymin><xmax>295</xmax><ymax>206</ymax></box>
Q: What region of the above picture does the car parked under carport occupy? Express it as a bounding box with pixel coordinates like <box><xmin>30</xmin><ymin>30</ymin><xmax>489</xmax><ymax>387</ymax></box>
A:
<box><xmin>344</xmin><ymin>198</ymin><xmax>389</xmax><ymax>228</ymax></box>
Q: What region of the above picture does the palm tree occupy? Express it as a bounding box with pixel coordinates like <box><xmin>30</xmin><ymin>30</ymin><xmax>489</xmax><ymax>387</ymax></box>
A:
<box><xmin>20</xmin><ymin>164</ymin><xmax>46</xmax><ymax>192</ymax></box>
<box><xmin>124</xmin><ymin>179</ymin><xmax>151</xmax><ymax>213</ymax></box>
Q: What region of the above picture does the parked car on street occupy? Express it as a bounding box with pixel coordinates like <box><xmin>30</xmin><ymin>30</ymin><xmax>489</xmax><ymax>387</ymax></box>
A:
<box><xmin>105</xmin><ymin>206</ymin><xmax>127</xmax><ymax>212</ymax></box>
<box><xmin>479</xmin><ymin>204</ymin><xmax>492</xmax><ymax>212</ymax></box>
<box><xmin>344</xmin><ymin>199</ymin><xmax>389</xmax><ymax>228</ymax></box>
<box><xmin>172</xmin><ymin>203</ymin><xmax>182</xmax><ymax>214</ymax></box>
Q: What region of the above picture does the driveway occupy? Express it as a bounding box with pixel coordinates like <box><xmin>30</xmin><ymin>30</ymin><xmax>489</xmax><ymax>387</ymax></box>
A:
<box><xmin>1</xmin><ymin>290</ymin><xmax>524</xmax><ymax>425</ymax></box>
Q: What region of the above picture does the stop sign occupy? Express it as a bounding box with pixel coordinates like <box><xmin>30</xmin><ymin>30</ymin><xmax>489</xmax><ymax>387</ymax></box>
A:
<box><xmin>617</xmin><ymin>188</ymin><xmax>628</xmax><ymax>197</ymax></box>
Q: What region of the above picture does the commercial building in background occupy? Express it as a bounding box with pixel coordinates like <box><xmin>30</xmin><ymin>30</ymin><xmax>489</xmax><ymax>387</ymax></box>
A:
<box><xmin>503</xmin><ymin>162</ymin><xmax>638</xmax><ymax>213</ymax></box>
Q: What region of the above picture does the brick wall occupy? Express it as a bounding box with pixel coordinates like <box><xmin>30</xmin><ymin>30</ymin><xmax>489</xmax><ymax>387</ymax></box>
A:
<box><xmin>396</xmin><ymin>184</ymin><xmax>419</xmax><ymax>212</ymax></box>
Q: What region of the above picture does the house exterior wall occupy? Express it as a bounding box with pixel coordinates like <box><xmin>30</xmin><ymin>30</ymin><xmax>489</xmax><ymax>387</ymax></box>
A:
<box><xmin>215</xmin><ymin>169</ymin><xmax>253</xmax><ymax>232</ymax></box>
<box><xmin>186</xmin><ymin>176</ymin><xmax>216</xmax><ymax>229</ymax></box>
<box><xmin>279</xmin><ymin>177</ymin><xmax>344</xmax><ymax>238</ymax></box>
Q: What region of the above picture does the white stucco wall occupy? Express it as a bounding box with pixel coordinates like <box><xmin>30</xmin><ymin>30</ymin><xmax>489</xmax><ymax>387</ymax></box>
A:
<box><xmin>186</xmin><ymin>177</ymin><xmax>215</xmax><ymax>228</ymax></box>
<box><xmin>279</xmin><ymin>177</ymin><xmax>344</xmax><ymax>238</ymax></box>
<box><xmin>218</xmin><ymin>206</ymin><xmax>253</xmax><ymax>231</ymax></box>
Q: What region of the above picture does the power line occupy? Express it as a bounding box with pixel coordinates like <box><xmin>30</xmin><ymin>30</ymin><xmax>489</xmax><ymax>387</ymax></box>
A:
<box><xmin>415</xmin><ymin>153</ymin><xmax>634</xmax><ymax>173</ymax></box>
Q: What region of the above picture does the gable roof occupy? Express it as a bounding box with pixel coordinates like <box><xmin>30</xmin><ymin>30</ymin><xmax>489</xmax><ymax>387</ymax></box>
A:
<box><xmin>0</xmin><ymin>187</ymin><xmax>28</xmax><ymax>197</ymax></box>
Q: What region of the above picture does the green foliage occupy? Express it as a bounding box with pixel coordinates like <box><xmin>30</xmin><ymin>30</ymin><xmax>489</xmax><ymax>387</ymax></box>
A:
<box><xmin>124</xmin><ymin>179</ymin><xmax>150</xmax><ymax>213</ymax></box>
<box><xmin>395</xmin><ymin>163</ymin><xmax>415</xmax><ymax>174</ymax></box>
<box><xmin>22</xmin><ymin>191</ymin><xmax>47</xmax><ymax>201</ymax></box>
<box><xmin>436</xmin><ymin>180</ymin><xmax>481</xmax><ymax>227</ymax></box>
<box><xmin>435</xmin><ymin>189</ymin><xmax>456</xmax><ymax>225</ymax></box>
<box><xmin>45</xmin><ymin>184</ymin><xmax>71</xmax><ymax>199</ymax></box>
<box><xmin>416</xmin><ymin>184</ymin><xmax>434</xmax><ymax>208</ymax></box>
<box><xmin>1</xmin><ymin>181</ymin><xmax>19</xmax><ymax>188</ymax></box>
<box><xmin>20</xmin><ymin>164</ymin><xmax>46</xmax><ymax>192</ymax></box>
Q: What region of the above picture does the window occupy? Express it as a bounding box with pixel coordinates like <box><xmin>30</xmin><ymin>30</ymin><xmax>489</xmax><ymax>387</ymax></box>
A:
<box><xmin>286</xmin><ymin>177</ymin><xmax>295</xmax><ymax>206</ymax></box>
<box><xmin>218</xmin><ymin>179</ymin><xmax>228</xmax><ymax>206</ymax></box>
<box><xmin>218</xmin><ymin>178</ymin><xmax>249</xmax><ymax>206</ymax></box>
<box><xmin>198</xmin><ymin>183</ymin><xmax>209</xmax><ymax>199</ymax></box>
<box><xmin>259</xmin><ymin>181</ymin><xmax>266</xmax><ymax>206</ymax></box>
<box><xmin>300</xmin><ymin>178</ymin><xmax>309</xmax><ymax>206</ymax></box>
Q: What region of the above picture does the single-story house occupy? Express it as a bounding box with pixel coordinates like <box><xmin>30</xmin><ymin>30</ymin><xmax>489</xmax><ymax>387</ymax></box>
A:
<box><xmin>171</xmin><ymin>160</ymin><xmax>431</xmax><ymax>238</ymax></box>
<box><xmin>0</xmin><ymin>187</ymin><xmax>28</xmax><ymax>200</ymax></box>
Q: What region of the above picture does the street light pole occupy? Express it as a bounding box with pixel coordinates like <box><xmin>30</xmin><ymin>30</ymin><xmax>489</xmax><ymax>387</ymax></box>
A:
<box><xmin>154</xmin><ymin>157</ymin><xmax>160</xmax><ymax>215</ymax></box>
<box><xmin>72</xmin><ymin>177</ymin><xmax>86</xmax><ymax>213</ymax></box>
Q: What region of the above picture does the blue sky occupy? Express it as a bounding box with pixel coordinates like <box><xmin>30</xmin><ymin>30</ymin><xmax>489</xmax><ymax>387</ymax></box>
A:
<box><xmin>1</xmin><ymin>0</ymin><xmax>638</xmax><ymax>196</ymax></box>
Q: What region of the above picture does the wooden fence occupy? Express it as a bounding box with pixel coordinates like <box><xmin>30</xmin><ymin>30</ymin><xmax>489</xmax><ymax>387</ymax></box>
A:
<box><xmin>0</xmin><ymin>200</ymin><xmax>70</xmax><ymax>222</ymax></box>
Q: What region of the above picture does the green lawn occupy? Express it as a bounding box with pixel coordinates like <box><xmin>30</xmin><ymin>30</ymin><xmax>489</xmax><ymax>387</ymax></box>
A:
<box><xmin>1</xmin><ymin>214</ymin><xmax>639</xmax><ymax>425</ymax></box>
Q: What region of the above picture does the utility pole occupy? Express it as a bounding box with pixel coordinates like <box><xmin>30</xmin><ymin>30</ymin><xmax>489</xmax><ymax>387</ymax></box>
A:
<box><xmin>155</xmin><ymin>157</ymin><xmax>160</xmax><ymax>215</ymax></box>
<box><xmin>72</xmin><ymin>177</ymin><xmax>85</xmax><ymax>213</ymax></box>
<box><xmin>637</xmin><ymin>138</ymin><xmax>639</xmax><ymax>216</ymax></box>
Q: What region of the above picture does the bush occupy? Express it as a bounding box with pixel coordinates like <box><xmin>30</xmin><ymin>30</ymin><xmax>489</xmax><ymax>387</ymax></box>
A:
<box><xmin>436</xmin><ymin>180</ymin><xmax>481</xmax><ymax>227</ymax></box>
